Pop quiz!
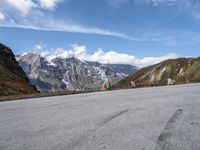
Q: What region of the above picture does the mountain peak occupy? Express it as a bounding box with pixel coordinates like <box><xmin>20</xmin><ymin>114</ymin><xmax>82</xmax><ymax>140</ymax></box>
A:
<box><xmin>17</xmin><ymin>52</ymin><xmax>137</xmax><ymax>92</ymax></box>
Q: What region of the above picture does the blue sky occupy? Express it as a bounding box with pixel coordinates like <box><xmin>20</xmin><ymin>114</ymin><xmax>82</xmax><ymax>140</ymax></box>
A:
<box><xmin>0</xmin><ymin>0</ymin><xmax>200</xmax><ymax>65</ymax></box>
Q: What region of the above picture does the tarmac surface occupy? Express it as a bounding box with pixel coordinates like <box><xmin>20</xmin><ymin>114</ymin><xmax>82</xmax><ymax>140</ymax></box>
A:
<box><xmin>1</xmin><ymin>83</ymin><xmax>200</xmax><ymax>150</ymax></box>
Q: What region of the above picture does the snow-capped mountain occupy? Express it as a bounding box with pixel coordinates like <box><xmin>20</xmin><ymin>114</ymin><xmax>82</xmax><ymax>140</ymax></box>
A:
<box><xmin>16</xmin><ymin>52</ymin><xmax>137</xmax><ymax>92</ymax></box>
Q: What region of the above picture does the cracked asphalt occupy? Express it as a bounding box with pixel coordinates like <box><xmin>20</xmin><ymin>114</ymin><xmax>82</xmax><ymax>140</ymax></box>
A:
<box><xmin>1</xmin><ymin>83</ymin><xmax>200</xmax><ymax>150</ymax></box>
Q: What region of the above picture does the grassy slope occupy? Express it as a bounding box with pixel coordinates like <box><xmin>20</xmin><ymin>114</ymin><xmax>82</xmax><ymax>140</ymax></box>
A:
<box><xmin>112</xmin><ymin>57</ymin><xmax>200</xmax><ymax>89</ymax></box>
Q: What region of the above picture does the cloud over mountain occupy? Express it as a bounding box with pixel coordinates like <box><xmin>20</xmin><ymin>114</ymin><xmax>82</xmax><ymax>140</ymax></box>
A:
<box><xmin>30</xmin><ymin>44</ymin><xmax>179</xmax><ymax>67</ymax></box>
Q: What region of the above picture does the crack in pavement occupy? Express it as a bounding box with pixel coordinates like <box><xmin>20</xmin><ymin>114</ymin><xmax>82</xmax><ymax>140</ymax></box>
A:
<box><xmin>155</xmin><ymin>109</ymin><xmax>183</xmax><ymax>150</ymax></box>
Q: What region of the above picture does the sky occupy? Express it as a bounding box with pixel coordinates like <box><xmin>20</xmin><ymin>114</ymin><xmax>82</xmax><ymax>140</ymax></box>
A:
<box><xmin>0</xmin><ymin>0</ymin><xmax>200</xmax><ymax>66</ymax></box>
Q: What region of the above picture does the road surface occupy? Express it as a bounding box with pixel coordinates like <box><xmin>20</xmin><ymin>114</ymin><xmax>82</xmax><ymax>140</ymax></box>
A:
<box><xmin>1</xmin><ymin>84</ymin><xmax>200</xmax><ymax>150</ymax></box>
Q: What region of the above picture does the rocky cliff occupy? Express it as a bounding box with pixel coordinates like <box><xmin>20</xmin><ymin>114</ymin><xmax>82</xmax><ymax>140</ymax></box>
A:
<box><xmin>17</xmin><ymin>52</ymin><xmax>137</xmax><ymax>92</ymax></box>
<box><xmin>0</xmin><ymin>43</ymin><xmax>39</xmax><ymax>96</ymax></box>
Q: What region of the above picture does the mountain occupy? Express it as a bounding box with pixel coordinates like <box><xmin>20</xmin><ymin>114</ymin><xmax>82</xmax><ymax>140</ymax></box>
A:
<box><xmin>105</xmin><ymin>64</ymin><xmax>137</xmax><ymax>76</ymax></box>
<box><xmin>112</xmin><ymin>57</ymin><xmax>200</xmax><ymax>89</ymax></box>
<box><xmin>17</xmin><ymin>52</ymin><xmax>137</xmax><ymax>92</ymax></box>
<box><xmin>0</xmin><ymin>44</ymin><xmax>38</xmax><ymax>96</ymax></box>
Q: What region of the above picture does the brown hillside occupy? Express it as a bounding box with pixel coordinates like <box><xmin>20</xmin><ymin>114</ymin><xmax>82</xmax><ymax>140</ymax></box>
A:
<box><xmin>0</xmin><ymin>43</ymin><xmax>39</xmax><ymax>96</ymax></box>
<box><xmin>112</xmin><ymin>57</ymin><xmax>200</xmax><ymax>89</ymax></box>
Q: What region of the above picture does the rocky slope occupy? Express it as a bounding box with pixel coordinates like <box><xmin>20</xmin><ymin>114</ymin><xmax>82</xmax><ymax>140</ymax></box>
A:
<box><xmin>17</xmin><ymin>52</ymin><xmax>137</xmax><ymax>92</ymax></box>
<box><xmin>112</xmin><ymin>57</ymin><xmax>200</xmax><ymax>89</ymax></box>
<box><xmin>0</xmin><ymin>43</ymin><xmax>38</xmax><ymax>96</ymax></box>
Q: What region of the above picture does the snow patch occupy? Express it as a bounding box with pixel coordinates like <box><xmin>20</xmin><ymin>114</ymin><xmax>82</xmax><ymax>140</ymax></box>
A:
<box><xmin>116</xmin><ymin>72</ymin><xmax>129</xmax><ymax>77</ymax></box>
<box><xmin>47</xmin><ymin>62</ymin><xmax>57</xmax><ymax>66</ymax></box>
<box><xmin>93</xmin><ymin>66</ymin><xmax>107</xmax><ymax>80</ymax></box>
<box><xmin>29</xmin><ymin>73</ymin><xmax>38</xmax><ymax>79</ymax></box>
<box><xmin>62</xmin><ymin>79</ymin><xmax>73</xmax><ymax>90</ymax></box>
<box><xmin>15</xmin><ymin>57</ymin><xmax>20</xmax><ymax>61</ymax></box>
<box><xmin>21</xmin><ymin>52</ymin><xmax>28</xmax><ymax>57</ymax></box>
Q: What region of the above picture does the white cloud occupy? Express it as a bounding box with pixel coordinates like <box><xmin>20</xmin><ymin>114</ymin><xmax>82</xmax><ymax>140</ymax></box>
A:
<box><xmin>34</xmin><ymin>44</ymin><xmax>46</xmax><ymax>50</ymax></box>
<box><xmin>0</xmin><ymin>0</ymin><xmax>64</xmax><ymax>15</ymax></box>
<box><xmin>39</xmin><ymin>44</ymin><xmax>179</xmax><ymax>67</ymax></box>
<box><xmin>0</xmin><ymin>12</ymin><xmax>5</xmax><ymax>21</ymax></box>
<box><xmin>106</xmin><ymin>0</ymin><xmax>194</xmax><ymax>9</ymax></box>
<box><xmin>0</xmin><ymin>12</ymin><xmax>140</xmax><ymax>41</ymax></box>
<box><xmin>137</xmin><ymin>53</ymin><xmax>178</xmax><ymax>67</ymax></box>
<box><xmin>0</xmin><ymin>0</ymin><xmax>139</xmax><ymax>41</ymax></box>
<box><xmin>1</xmin><ymin>0</ymin><xmax>36</xmax><ymax>16</ymax></box>
<box><xmin>38</xmin><ymin>0</ymin><xmax>64</xmax><ymax>10</ymax></box>
<box><xmin>135</xmin><ymin>0</ymin><xmax>178</xmax><ymax>6</ymax></box>
<box><xmin>35</xmin><ymin>44</ymin><xmax>43</xmax><ymax>50</ymax></box>
<box><xmin>1</xmin><ymin>0</ymin><xmax>197</xmax><ymax>44</ymax></box>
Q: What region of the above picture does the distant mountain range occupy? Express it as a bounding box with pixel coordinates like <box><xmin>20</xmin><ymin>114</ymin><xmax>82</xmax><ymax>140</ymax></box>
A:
<box><xmin>0</xmin><ymin>43</ymin><xmax>38</xmax><ymax>96</ymax></box>
<box><xmin>2</xmin><ymin>42</ymin><xmax>199</xmax><ymax>95</ymax></box>
<box><xmin>112</xmin><ymin>57</ymin><xmax>200</xmax><ymax>89</ymax></box>
<box><xmin>17</xmin><ymin>52</ymin><xmax>137</xmax><ymax>92</ymax></box>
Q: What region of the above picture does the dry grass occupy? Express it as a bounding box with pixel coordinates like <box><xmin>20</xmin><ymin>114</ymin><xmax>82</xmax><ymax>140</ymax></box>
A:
<box><xmin>112</xmin><ymin>57</ymin><xmax>200</xmax><ymax>90</ymax></box>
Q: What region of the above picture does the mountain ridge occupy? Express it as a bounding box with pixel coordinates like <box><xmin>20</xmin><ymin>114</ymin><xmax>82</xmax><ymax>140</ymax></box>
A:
<box><xmin>17</xmin><ymin>52</ymin><xmax>137</xmax><ymax>92</ymax></box>
<box><xmin>0</xmin><ymin>43</ymin><xmax>39</xmax><ymax>96</ymax></box>
<box><xmin>112</xmin><ymin>57</ymin><xmax>200</xmax><ymax>89</ymax></box>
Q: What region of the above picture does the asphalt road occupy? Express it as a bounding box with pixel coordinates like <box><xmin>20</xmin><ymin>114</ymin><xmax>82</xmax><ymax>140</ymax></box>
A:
<box><xmin>1</xmin><ymin>84</ymin><xmax>200</xmax><ymax>150</ymax></box>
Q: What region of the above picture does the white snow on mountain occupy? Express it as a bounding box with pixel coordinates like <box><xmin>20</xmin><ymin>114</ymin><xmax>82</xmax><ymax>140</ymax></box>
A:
<box><xmin>116</xmin><ymin>72</ymin><xmax>129</xmax><ymax>77</ymax></box>
<box><xmin>16</xmin><ymin>50</ymin><xmax>138</xmax><ymax>92</ymax></box>
<box><xmin>20</xmin><ymin>44</ymin><xmax>179</xmax><ymax>67</ymax></box>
